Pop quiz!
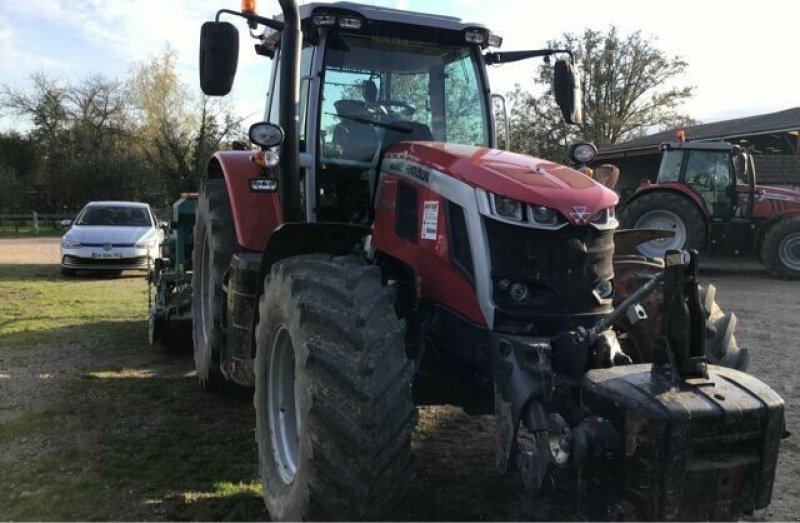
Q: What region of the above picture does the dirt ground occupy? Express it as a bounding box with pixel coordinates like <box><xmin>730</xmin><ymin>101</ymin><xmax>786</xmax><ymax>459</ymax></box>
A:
<box><xmin>0</xmin><ymin>238</ymin><xmax>798</xmax><ymax>520</ymax></box>
<box><xmin>0</xmin><ymin>237</ymin><xmax>62</xmax><ymax>264</ymax></box>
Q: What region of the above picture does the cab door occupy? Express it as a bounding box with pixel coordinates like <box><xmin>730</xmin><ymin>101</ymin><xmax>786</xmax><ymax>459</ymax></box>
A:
<box><xmin>682</xmin><ymin>149</ymin><xmax>735</xmax><ymax>220</ymax></box>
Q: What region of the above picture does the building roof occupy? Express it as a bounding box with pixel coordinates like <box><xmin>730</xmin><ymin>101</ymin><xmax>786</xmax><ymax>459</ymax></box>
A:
<box><xmin>598</xmin><ymin>107</ymin><xmax>800</xmax><ymax>156</ymax></box>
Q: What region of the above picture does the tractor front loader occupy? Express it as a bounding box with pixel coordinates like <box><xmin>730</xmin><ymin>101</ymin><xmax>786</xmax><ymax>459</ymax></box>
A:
<box><xmin>191</xmin><ymin>1</ymin><xmax>785</xmax><ymax>519</ymax></box>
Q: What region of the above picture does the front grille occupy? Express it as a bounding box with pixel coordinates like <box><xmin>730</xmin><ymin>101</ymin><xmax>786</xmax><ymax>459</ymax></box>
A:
<box><xmin>80</xmin><ymin>243</ymin><xmax>135</xmax><ymax>248</ymax></box>
<box><xmin>485</xmin><ymin>218</ymin><xmax>614</xmax><ymax>335</ymax></box>
<box><xmin>62</xmin><ymin>255</ymin><xmax>149</xmax><ymax>268</ymax></box>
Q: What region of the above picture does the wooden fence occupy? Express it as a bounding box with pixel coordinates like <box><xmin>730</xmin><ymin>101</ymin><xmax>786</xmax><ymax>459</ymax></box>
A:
<box><xmin>0</xmin><ymin>212</ymin><xmax>75</xmax><ymax>233</ymax></box>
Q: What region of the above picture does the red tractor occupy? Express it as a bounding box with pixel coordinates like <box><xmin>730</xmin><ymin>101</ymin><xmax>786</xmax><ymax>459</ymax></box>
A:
<box><xmin>617</xmin><ymin>139</ymin><xmax>800</xmax><ymax>278</ymax></box>
<box><xmin>194</xmin><ymin>1</ymin><xmax>784</xmax><ymax>520</ymax></box>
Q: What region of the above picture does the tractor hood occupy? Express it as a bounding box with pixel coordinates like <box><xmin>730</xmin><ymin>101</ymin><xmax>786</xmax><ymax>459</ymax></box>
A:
<box><xmin>743</xmin><ymin>182</ymin><xmax>800</xmax><ymax>218</ymax></box>
<box><xmin>754</xmin><ymin>183</ymin><xmax>800</xmax><ymax>206</ymax></box>
<box><xmin>384</xmin><ymin>142</ymin><xmax>618</xmax><ymax>225</ymax></box>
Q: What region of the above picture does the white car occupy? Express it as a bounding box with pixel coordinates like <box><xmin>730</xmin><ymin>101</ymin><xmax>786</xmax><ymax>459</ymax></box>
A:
<box><xmin>60</xmin><ymin>201</ymin><xmax>162</xmax><ymax>276</ymax></box>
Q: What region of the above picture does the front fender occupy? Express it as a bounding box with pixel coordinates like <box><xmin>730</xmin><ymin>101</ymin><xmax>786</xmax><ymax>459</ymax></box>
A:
<box><xmin>627</xmin><ymin>183</ymin><xmax>709</xmax><ymax>220</ymax></box>
<box><xmin>210</xmin><ymin>151</ymin><xmax>282</xmax><ymax>251</ymax></box>
<box><xmin>249</xmin><ymin>222</ymin><xmax>371</xmax><ymax>357</ymax></box>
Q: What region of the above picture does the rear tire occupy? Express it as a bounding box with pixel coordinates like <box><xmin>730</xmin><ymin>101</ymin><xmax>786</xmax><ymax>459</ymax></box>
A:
<box><xmin>254</xmin><ymin>254</ymin><xmax>416</xmax><ymax>520</ymax></box>
<box><xmin>192</xmin><ymin>178</ymin><xmax>237</xmax><ymax>393</ymax></box>
<box><xmin>619</xmin><ymin>192</ymin><xmax>707</xmax><ymax>258</ymax></box>
<box><xmin>761</xmin><ymin>218</ymin><xmax>800</xmax><ymax>279</ymax></box>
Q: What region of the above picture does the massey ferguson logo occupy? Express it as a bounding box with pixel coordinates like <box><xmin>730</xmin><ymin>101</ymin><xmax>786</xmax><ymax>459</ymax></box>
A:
<box><xmin>569</xmin><ymin>206</ymin><xmax>590</xmax><ymax>224</ymax></box>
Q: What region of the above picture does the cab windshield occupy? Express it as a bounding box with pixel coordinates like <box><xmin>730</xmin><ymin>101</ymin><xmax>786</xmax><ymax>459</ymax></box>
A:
<box><xmin>319</xmin><ymin>33</ymin><xmax>489</xmax><ymax>164</ymax></box>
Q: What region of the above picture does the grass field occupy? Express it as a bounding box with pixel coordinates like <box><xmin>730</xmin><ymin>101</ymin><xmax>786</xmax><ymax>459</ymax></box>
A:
<box><xmin>0</xmin><ymin>262</ymin><xmax>266</xmax><ymax>520</ymax></box>
<box><xmin>0</xmin><ymin>242</ymin><xmax>528</xmax><ymax>521</ymax></box>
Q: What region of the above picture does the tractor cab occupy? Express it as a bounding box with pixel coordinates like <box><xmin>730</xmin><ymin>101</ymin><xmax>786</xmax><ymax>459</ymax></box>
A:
<box><xmin>200</xmin><ymin>1</ymin><xmax>582</xmax><ymax>226</ymax></box>
<box><xmin>259</xmin><ymin>3</ymin><xmax>500</xmax><ymax>224</ymax></box>
<box><xmin>655</xmin><ymin>141</ymin><xmax>755</xmax><ymax>221</ymax></box>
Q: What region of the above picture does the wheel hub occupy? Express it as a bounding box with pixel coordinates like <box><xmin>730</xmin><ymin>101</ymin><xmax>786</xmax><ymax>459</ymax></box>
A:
<box><xmin>268</xmin><ymin>326</ymin><xmax>299</xmax><ymax>485</ymax></box>
<box><xmin>778</xmin><ymin>232</ymin><xmax>800</xmax><ymax>271</ymax></box>
<box><xmin>634</xmin><ymin>210</ymin><xmax>687</xmax><ymax>258</ymax></box>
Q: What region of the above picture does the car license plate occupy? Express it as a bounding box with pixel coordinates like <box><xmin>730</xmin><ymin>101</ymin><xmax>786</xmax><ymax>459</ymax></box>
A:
<box><xmin>92</xmin><ymin>252</ymin><xmax>122</xmax><ymax>259</ymax></box>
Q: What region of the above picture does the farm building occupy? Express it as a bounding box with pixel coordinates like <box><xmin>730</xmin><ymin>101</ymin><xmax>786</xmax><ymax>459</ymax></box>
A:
<box><xmin>595</xmin><ymin>107</ymin><xmax>800</xmax><ymax>198</ymax></box>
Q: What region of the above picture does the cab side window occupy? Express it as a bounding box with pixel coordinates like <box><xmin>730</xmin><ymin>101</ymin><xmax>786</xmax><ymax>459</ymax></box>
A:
<box><xmin>266</xmin><ymin>45</ymin><xmax>314</xmax><ymax>150</ymax></box>
<box><xmin>657</xmin><ymin>150</ymin><xmax>682</xmax><ymax>183</ymax></box>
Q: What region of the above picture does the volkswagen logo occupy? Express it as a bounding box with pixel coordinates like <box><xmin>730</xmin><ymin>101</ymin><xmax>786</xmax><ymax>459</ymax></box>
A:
<box><xmin>569</xmin><ymin>206</ymin><xmax>590</xmax><ymax>224</ymax></box>
<box><xmin>103</xmin><ymin>243</ymin><xmax>112</xmax><ymax>251</ymax></box>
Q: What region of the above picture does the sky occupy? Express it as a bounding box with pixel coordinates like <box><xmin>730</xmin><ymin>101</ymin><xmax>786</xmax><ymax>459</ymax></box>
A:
<box><xmin>1</xmin><ymin>0</ymin><xmax>798</xmax><ymax>132</ymax></box>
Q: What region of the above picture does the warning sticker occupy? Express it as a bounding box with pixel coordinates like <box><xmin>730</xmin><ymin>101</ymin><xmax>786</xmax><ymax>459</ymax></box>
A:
<box><xmin>421</xmin><ymin>201</ymin><xmax>439</xmax><ymax>240</ymax></box>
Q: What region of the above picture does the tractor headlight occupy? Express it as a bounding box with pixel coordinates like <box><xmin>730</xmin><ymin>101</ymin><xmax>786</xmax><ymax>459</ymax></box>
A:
<box><xmin>590</xmin><ymin>207</ymin><xmax>618</xmax><ymax>230</ymax></box>
<box><xmin>568</xmin><ymin>142</ymin><xmax>597</xmax><ymax>165</ymax></box>
<box><xmin>532</xmin><ymin>205</ymin><xmax>559</xmax><ymax>225</ymax></box>
<box><xmin>311</xmin><ymin>13</ymin><xmax>336</xmax><ymax>26</ymax></box>
<box><xmin>595</xmin><ymin>279</ymin><xmax>614</xmax><ymax>300</ymax></box>
<box><xmin>62</xmin><ymin>238</ymin><xmax>81</xmax><ymax>249</ymax></box>
<box><xmin>464</xmin><ymin>29</ymin><xmax>488</xmax><ymax>45</ymax></box>
<box><xmin>311</xmin><ymin>11</ymin><xmax>363</xmax><ymax>30</ymax></box>
<box><xmin>492</xmin><ymin>194</ymin><xmax>523</xmax><ymax>220</ymax></box>
<box><xmin>337</xmin><ymin>15</ymin><xmax>363</xmax><ymax>29</ymax></box>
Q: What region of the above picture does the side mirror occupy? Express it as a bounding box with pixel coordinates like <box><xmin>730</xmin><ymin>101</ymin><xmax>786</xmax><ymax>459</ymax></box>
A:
<box><xmin>249</xmin><ymin>122</ymin><xmax>285</xmax><ymax>148</ymax></box>
<box><xmin>60</xmin><ymin>219</ymin><xmax>72</xmax><ymax>227</ymax></box>
<box><xmin>553</xmin><ymin>59</ymin><xmax>582</xmax><ymax>125</ymax></box>
<box><xmin>159</xmin><ymin>221</ymin><xmax>169</xmax><ymax>230</ymax></box>
<box><xmin>199</xmin><ymin>21</ymin><xmax>240</xmax><ymax>96</ymax></box>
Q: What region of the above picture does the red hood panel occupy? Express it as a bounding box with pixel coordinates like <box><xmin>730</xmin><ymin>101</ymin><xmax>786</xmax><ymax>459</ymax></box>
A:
<box><xmin>756</xmin><ymin>184</ymin><xmax>800</xmax><ymax>202</ymax></box>
<box><xmin>386</xmin><ymin>142</ymin><xmax>618</xmax><ymax>224</ymax></box>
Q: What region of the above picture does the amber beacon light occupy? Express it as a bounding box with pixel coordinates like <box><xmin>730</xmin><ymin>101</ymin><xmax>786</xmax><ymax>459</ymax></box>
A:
<box><xmin>241</xmin><ymin>0</ymin><xmax>257</xmax><ymax>14</ymax></box>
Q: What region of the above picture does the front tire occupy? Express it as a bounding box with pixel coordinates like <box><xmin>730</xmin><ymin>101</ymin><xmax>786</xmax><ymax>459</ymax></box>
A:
<box><xmin>619</xmin><ymin>192</ymin><xmax>707</xmax><ymax>258</ymax></box>
<box><xmin>613</xmin><ymin>257</ymin><xmax>748</xmax><ymax>370</ymax></box>
<box><xmin>192</xmin><ymin>178</ymin><xmax>237</xmax><ymax>392</ymax></box>
<box><xmin>761</xmin><ymin>218</ymin><xmax>800</xmax><ymax>279</ymax></box>
<box><xmin>254</xmin><ymin>254</ymin><xmax>415</xmax><ymax>520</ymax></box>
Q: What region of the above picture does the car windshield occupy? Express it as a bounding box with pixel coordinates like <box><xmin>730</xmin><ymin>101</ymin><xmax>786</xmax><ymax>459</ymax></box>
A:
<box><xmin>76</xmin><ymin>206</ymin><xmax>152</xmax><ymax>227</ymax></box>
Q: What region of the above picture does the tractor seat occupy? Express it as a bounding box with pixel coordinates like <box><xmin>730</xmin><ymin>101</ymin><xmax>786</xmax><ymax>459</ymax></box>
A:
<box><xmin>332</xmin><ymin>100</ymin><xmax>379</xmax><ymax>163</ymax></box>
<box><xmin>380</xmin><ymin>121</ymin><xmax>433</xmax><ymax>154</ymax></box>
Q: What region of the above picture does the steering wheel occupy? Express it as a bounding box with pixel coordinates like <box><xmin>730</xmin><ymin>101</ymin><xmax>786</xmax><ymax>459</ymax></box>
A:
<box><xmin>377</xmin><ymin>100</ymin><xmax>416</xmax><ymax>116</ymax></box>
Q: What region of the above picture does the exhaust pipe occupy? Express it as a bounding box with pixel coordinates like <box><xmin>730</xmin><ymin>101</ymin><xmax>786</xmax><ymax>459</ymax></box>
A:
<box><xmin>277</xmin><ymin>0</ymin><xmax>304</xmax><ymax>222</ymax></box>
